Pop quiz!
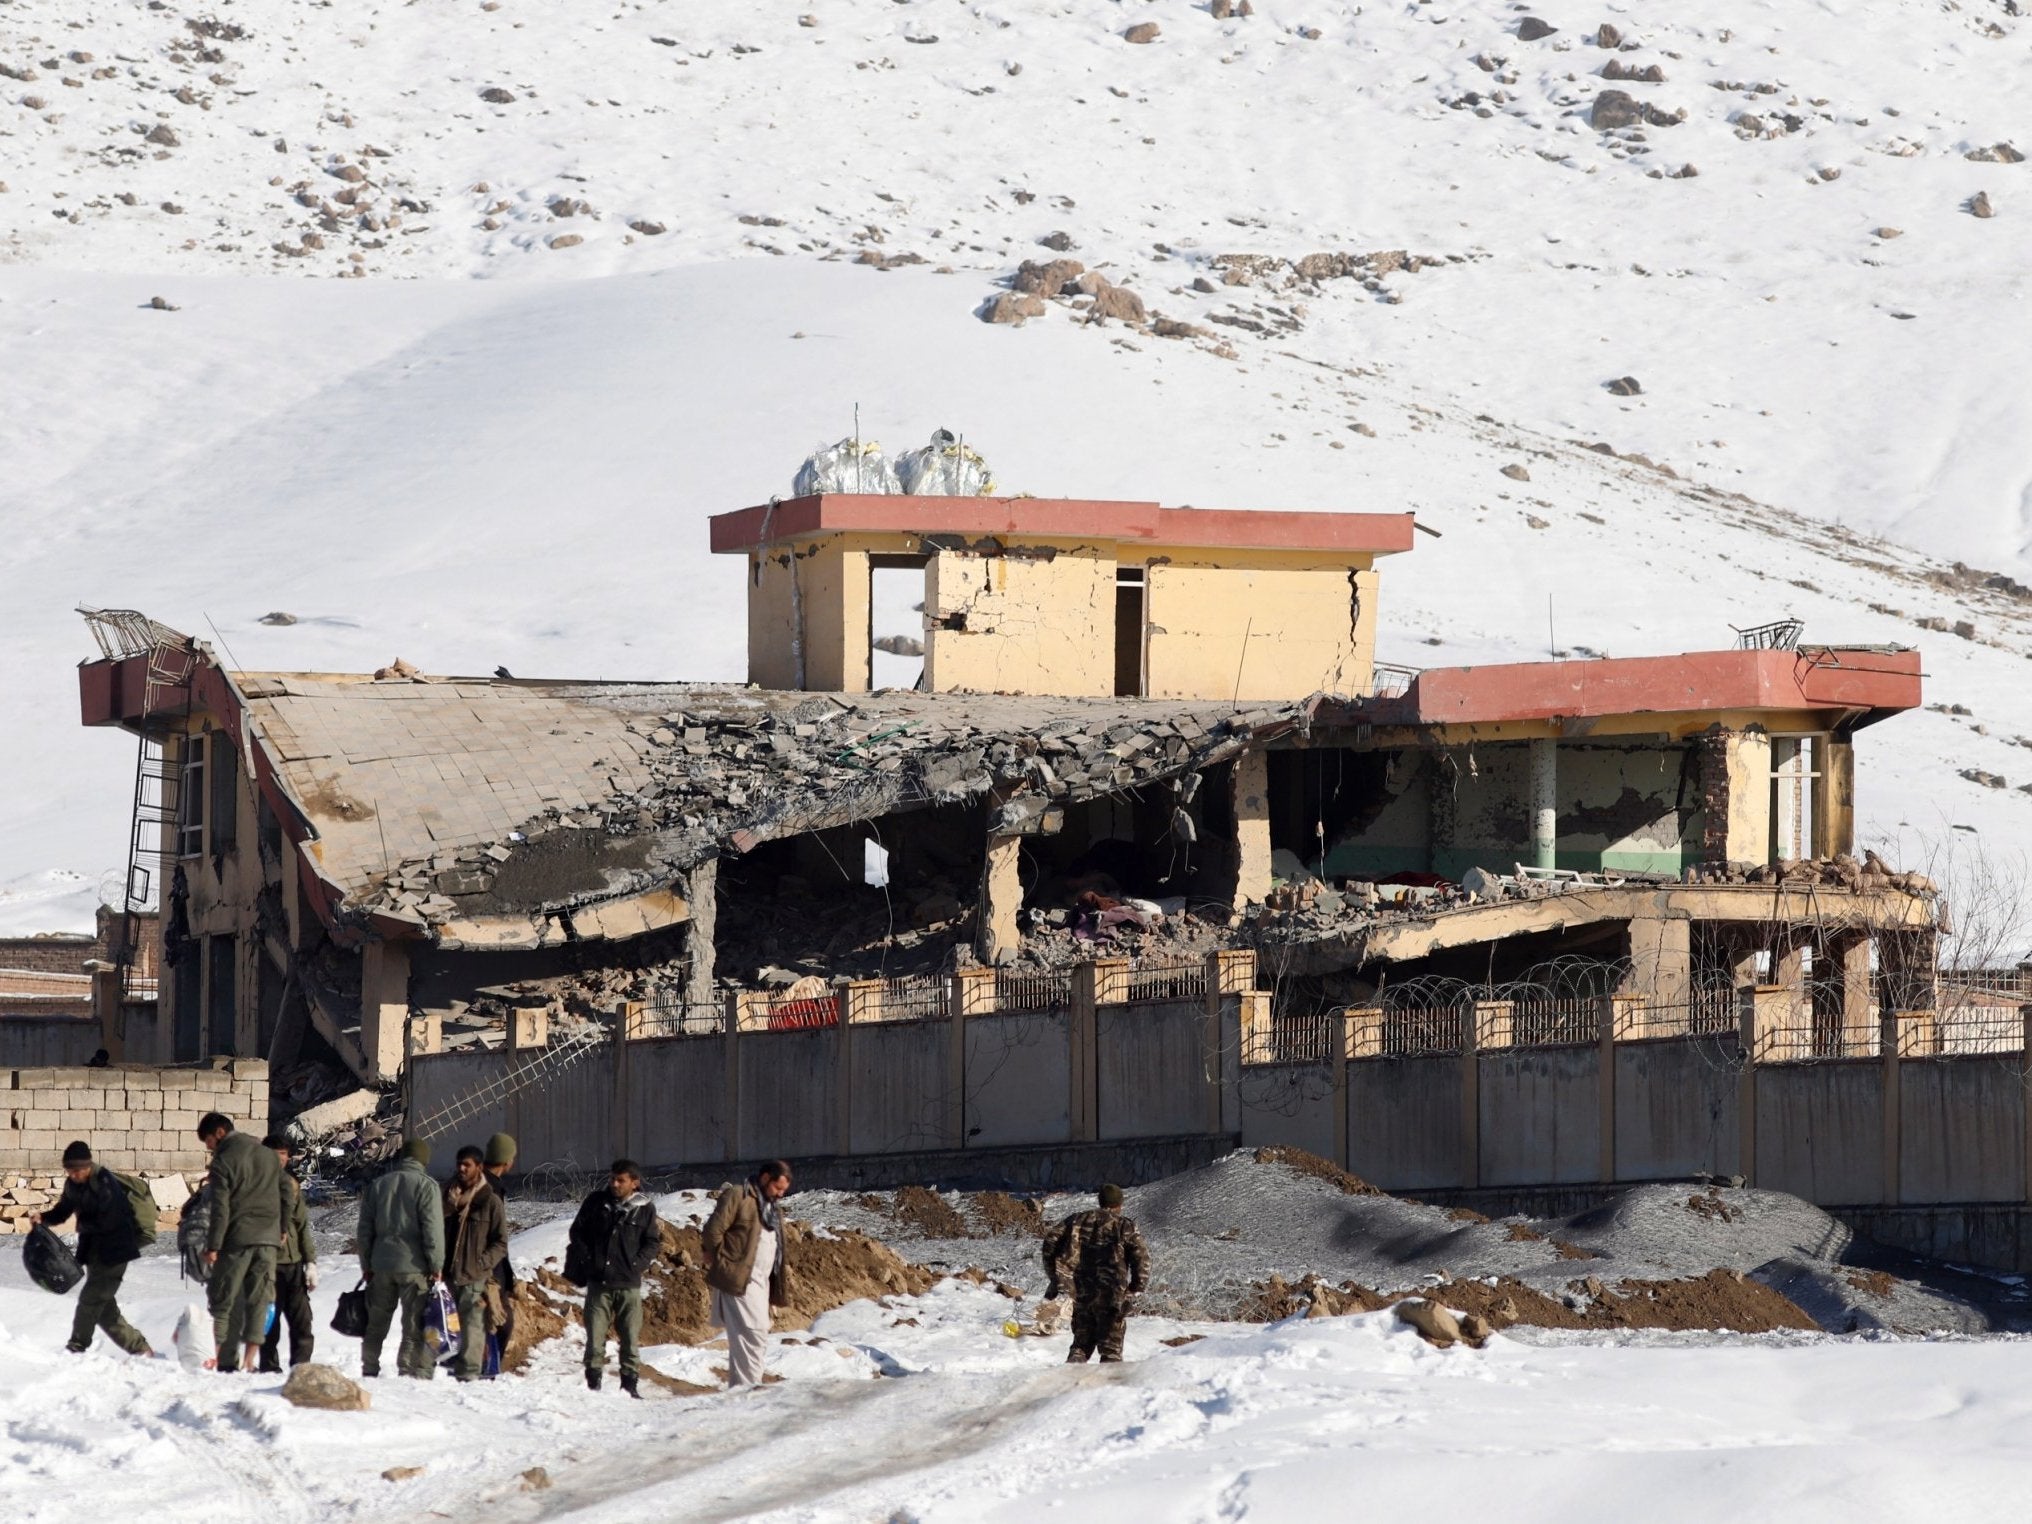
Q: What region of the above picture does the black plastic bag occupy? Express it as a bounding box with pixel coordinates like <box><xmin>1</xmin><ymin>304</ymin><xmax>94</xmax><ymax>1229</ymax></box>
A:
<box><xmin>331</xmin><ymin>1279</ymin><xmax>370</xmax><ymax>1338</ymax></box>
<box><xmin>177</xmin><ymin>1180</ymin><xmax>212</xmax><ymax>1285</ymax></box>
<box><xmin>25</xmin><ymin>1224</ymin><xmax>84</xmax><ymax>1295</ymax></box>
<box><xmin>562</xmin><ymin>1239</ymin><xmax>591</xmax><ymax>1288</ymax></box>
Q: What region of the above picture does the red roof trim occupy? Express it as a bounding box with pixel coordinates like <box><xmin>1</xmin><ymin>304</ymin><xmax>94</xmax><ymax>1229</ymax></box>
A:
<box><xmin>708</xmin><ymin>494</ymin><xmax>1417</xmax><ymax>556</ymax></box>
<box><xmin>1346</xmin><ymin>647</ymin><xmax>1922</xmax><ymax>727</ymax></box>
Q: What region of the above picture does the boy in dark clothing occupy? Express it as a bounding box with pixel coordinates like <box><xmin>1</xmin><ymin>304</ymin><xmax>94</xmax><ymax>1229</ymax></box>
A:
<box><xmin>564</xmin><ymin>1159</ymin><xmax>660</xmax><ymax>1397</ymax></box>
<box><xmin>35</xmin><ymin>1140</ymin><xmax>154</xmax><ymax>1357</ymax></box>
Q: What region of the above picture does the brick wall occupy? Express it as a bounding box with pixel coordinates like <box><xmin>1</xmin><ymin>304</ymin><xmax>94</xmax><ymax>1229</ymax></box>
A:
<box><xmin>0</xmin><ymin>1057</ymin><xmax>268</xmax><ymax>1175</ymax></box>
<box><xmin>0</xmin><ymin>937</ymin><xmax>97</xmax><ymax>977</ymax></box>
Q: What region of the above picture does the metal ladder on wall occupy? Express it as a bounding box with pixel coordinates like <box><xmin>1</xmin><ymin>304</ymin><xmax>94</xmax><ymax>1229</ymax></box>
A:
<box><xmin>79</xmin><ymin>609</ymin><xmax>197</xmax><ymax>1014</ymax></box>
<box><xmin>406</xmin><ymin>1019</ymin><xmax>615</xmax><ymax>1143</ymax></box>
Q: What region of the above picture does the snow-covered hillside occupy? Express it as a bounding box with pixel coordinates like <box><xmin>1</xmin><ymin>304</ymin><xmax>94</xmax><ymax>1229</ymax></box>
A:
<box><xmin>3</xmin><ymin>0</ymin><xmax>2029</xmax><ymax>935</ymax></box>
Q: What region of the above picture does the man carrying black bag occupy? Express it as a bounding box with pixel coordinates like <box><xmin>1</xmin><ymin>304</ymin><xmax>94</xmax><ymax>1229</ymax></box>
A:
<box><xmin>33</xmin><ymin>1140</ymin><xmax>156</xmax><ymax>1358</ymax></box>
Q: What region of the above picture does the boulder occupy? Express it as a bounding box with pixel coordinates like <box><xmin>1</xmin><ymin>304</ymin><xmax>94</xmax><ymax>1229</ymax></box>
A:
<box><xmin>1395</xmin><ymin>1298</ymin><xmax>1464</xmax><ymax>1347</ymax></box>
<box><xmin>280</xmin><ymin>1364</ymin><xmax>370</xmax><ymax>1411</ymax></box>
<box><xmin>1124</xmin><ymin>22</ymin><xmax>1161</xmax><ymax>44</ymax></box>
<box><xmin>1516</xmin><ymin>17</ymin><xmax>1557</xmax><ymax>41</ymax></box>
<box><xmin>1012</xmin><ymin>257</ymin><xmax>1084</xmax><ymax>295</ymax></box>
<box><xmin>981</xmin><ymin>292</ymin><xmax>1046</xmax><ymax>324</ymax></box>
<box><xmin>1591</xmin><ymin>90</ymin><xmax>1642</xmax><ymax>129</ymax></box>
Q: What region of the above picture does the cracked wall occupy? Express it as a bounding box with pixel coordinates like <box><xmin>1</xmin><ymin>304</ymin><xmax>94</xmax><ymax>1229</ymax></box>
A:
<box><xmin>1143</xmin><ymin>550</ymin><xmax>1380</xmax><ymax>701</ymax></box>
<box><xmin>922</xmin><ymin>539</ymin><xmax>1115</xmax><ymax>696</ymax></box>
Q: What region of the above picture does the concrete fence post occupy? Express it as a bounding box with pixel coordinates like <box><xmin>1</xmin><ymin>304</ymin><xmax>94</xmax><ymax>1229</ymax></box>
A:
<box><xmin>1461</xmin><ymin>1001</ymin><xmax>1481</xmax><ymax>1189</ymax></box>
<box><xmin>2023</xmin><ymin>1009</ymin><xmax>2032</xmax><ymax>1208</ymax></box>
<box><xmin>1200</xmin><ymin>952</ymin><xmax>1225</xmax><ymax>1136</ymax></box>
<box><xmin>1597</xmin><ymin>995</ymin><xmax>1617</xmax><ymax>1185</ymax></box>
<box><xmin>1333</xmin><ymin>1009</ymin><xmax>1351</xmax><ymax>1170</ymax></box>
<box><xmin>1737</xmin><ymin>986</ymin><xmax>1761</xmax><ymax>1187</ymax></box>
<box><xmin>838</xmin><ymin>984</ymin><xmax>855</xmax><ymax>1158</ymax></box>
<box><xmin>722</xmin><ymin>990</ymin><xmax>742</xmax><ymax>1164</ymax></box>
<box><xmin>1881</xmin><ymin>1005</ymin><xmax>1901</xmax><ymax>1207</ymax></box>
<box><xmin>1070</xmin><ymin>963</ymin><xmax>1105</xmax><ymax>1143</ymax></box>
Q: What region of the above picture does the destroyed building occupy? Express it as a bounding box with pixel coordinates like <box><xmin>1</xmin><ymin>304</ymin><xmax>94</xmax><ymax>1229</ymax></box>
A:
<box><xmin>72</xmin><ymin>494</ymin><xmax>1973</xmax><ymax>1245</ymax></box>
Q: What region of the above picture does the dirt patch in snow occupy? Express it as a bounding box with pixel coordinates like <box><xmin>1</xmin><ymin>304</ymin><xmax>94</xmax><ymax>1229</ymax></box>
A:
<box><xmin>505</xmin><ymin>1218</ymin><xmax>939</xmax><ymax>1369</ymax></box>
<box><xmin>972</xmin><ymin>1191</ymin><xmax>1046</xmax><ymax>1237</ymax></box>
<box><xmin>1246</xmin><ymin>1268</ymin><xmax>1818</xmax><ymax>1336</ymax></box>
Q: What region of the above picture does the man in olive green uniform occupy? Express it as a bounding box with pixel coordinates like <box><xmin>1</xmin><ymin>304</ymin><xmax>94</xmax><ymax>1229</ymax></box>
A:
<box><xmin>259</xmin><ymin>1135</ymin><xmax>318</xmax><ymax>1372</ymax></box>
<box><xmin>1042</xmin><ymin>1182</ymin><xmax>1149</xmax><ymax>1364</ymax></box>
<box><xmin>357</xmin><ymin>1138</ymin><xmax>445</xmax><ymax>1379</ymax></box>
<box><xmin>35</xmin><ymin>1140</ymin><xmax>153</xmax><ymax>1357</ymax></box>
<box><xmin>441</xmin><ymin>1144</ymin><xmax>508</xmax><ymax>1383</ymax></box>
<box><xmin>198</xmin><ymin>1112</ymin><xmax>286</xmax><ymax>1372</ymax></box>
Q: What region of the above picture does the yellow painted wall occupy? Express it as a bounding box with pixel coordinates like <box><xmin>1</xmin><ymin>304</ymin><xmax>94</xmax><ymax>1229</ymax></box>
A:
<box><xmin>1143</xmin><ymin>549</ymin><xmax>1377</xmax><ymax>701</ymax></box>
<box><xmin>1724</xmin><ymin>728</ymin><xmax>1773</xmax><ymax>868</ymax></box>
<box><xmin>745</xmin><ymin>538</ymin><xmax>874</xmax><ymax>691</ymax></box>
<box><xmin>923</xmin><ymin>541</ymin><xmax>1116</xmax><ymax>695</ymax></box>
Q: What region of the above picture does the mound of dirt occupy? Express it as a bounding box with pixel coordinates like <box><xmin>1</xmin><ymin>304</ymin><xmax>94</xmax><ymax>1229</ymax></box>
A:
<box><xmin>1247</xmin><ymin>1267</ymin><xmax>1818</xmax><ymax>1336</ymax></box>
<box><xmin>972</xmin><ymin>1191</ymin><xmax>1046</xmax><ymax>1237</ymax></box>
<box><xmin>1251</xmin><ymin>1146</ymin><xmax>1384</xmax><ymax>1197</ymax></box>
<box><xmin>504</xmin><ymin>1216</ymin><xmax>939</xmax><ymax>1371</ymax></box>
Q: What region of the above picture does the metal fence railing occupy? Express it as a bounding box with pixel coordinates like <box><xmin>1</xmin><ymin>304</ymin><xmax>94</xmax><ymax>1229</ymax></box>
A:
<box><xmin>1244</xmin><ymin>1009</ymin><xmax>1337</xmax><ymax>1066</ymax></box>
<box><xmin>1508</xmin><ymin>998</ymin><xmax>1599</xmax><ymax>1049</ymax></box>
<box><xmin>995</xmin><ymin>968</ymin><xmax>1074</xmax><ymax>1014</ymax></box>
<box><xmin>1381</xmin><ymin>1006</ymin><xmax>1468</xmax><ymax>1058</ymax></box>
<box><xmin>1124</xmin><ymin>957</ymin><xmax>1209</xmax><ymax>1006</ymax></box>
<box><xmin>638</xmin><ymin>998</ymin><xmax>727</xmax><ymax>1039</ymax></box>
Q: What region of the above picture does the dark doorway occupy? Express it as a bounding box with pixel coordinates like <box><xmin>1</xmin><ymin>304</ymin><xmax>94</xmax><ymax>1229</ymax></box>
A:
<box><xmin>1114</xmin><ymin>568</ymin><xmax>1145</xmax><ymax>697</ymax></box>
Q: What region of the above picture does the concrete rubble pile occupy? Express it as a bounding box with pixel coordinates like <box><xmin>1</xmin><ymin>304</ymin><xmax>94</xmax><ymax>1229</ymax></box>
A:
<box><xmin>350</xmin><ymin>689</ymin><xmax>1304</xmax><ymax>940</ymax></box>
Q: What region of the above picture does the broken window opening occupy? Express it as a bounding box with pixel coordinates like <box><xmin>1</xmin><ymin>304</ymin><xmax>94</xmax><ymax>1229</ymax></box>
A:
<box><xmin>207</xmin><ymin>933</ymin><xmax>237</xmax><ymax>1056</ymax></box>
<box><xmin>869</xmin><ymin>555</ymin><xmax>929</xmax><ymax>691</ymax></box>
<box><xmin>177</xmin><ymin>733</ymin><xmax>206</xmax><ymax>858</ymax></box>
<box><xmin>1769</xmin><ymin>735</ymin><xmax>1819</xmax><ymax>862</ymax></box>
<box><xmin>1114</xmin><ymin>566</ymin><xmax>1145</xmax><ymax>698</ymax></box>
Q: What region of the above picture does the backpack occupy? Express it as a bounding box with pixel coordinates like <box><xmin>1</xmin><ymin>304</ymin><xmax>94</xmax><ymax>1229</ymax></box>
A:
<box><xmin>178</xmin><ymin>1180</ymin><xmax>213</xmax><ymax>1284</ymax></box>
<box><xmin>112</xmin><ymin>1170</ymin><xmax>159</xmax><ymax>1246</ymax></box>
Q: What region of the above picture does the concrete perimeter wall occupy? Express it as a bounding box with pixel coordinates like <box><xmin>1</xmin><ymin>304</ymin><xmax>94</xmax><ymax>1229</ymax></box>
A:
<box><xmin>0</xmin><ymin>1017</ymin><xmax>108</xmax><ymax>1069</ymax></box>
<box><xmin>410</xmin><ymin>1008</ymin><xmax>2032</xmax><ymax>1276</ymax></box>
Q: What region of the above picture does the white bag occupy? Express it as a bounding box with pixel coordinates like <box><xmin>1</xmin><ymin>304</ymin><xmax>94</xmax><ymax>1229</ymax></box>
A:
<box><xmin>793</xmin><ymin>437</ymin><xmax>902</xmax><ymax>495</ymax></box>
<box><xmin>172</xmin><ymin>1302</ymin><xmax>215</xmax><ymax>1371</ymax></box>
<box><xmin>895</xmin><ymin>430</ymin><xmax>994</xmax><ymax>496</ymax></box>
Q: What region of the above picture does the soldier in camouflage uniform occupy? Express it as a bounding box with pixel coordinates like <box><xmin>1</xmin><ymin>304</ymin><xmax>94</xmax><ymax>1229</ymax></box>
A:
<box><xmin>1042</xmin><ymin>1182</ymin><xmax>1149</xmax><ymax>1363</ymax></box>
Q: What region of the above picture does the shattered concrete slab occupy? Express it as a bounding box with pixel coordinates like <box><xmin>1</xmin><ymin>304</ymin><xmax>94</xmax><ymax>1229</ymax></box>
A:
<box><xmin>234</xmin><ymin>672</ymin><xmax>1307</xmax><ymax>941</ymax></box>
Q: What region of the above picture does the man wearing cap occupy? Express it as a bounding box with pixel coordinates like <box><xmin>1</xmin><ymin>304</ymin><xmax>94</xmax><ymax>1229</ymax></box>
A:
<box><xmin>1041</xmin><ymin>1183</ymin><xmax>1149</xmax><ymax>1364</ymax></box>
<box><xmin>33</xmin><ymin>1141</ymin><xmax>155</xmax><ymax>1358</ymax></box>
<box><xmin>356</xmin><ymin>1138</ymin><xmax>445</xmax><ymax>1379</ymax></box>
<box><xmin>198</xmin><ymin>1111</ymin><xmax>287</xmax><ymax>1372</ymax></box>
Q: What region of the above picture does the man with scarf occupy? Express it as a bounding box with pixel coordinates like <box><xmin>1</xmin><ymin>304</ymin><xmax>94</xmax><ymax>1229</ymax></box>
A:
<box><xmin>441</xmin><ymin>1145</ymin><xmax>508</xmax><ymax>1383</ymax></box>
<box><xmin>701</xmin><ymin>1160</ymin><xmax>794</xmax><ymax>1390</ymax></box>
<box><xmin>565</xmin><ymin>1159</ymin><xmax>661</xmax><ymax>1397</ymax></box>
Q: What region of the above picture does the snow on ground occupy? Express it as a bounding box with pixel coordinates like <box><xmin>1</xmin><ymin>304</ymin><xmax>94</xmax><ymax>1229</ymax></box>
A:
<box><xmin>3</xmin><ymin>0</ymin><xmax>2031</xmax><ymax>935</ymax></box>
<box><xmin>3</xmin><ymin>1217</ymin><xmax>2031</xmax><ymax>1524</ymax></box>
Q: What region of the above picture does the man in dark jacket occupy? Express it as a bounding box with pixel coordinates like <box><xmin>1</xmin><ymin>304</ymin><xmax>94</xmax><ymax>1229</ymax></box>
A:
<box><xmin>441</xmin><ymin>1144</ymin><xmax>508</xmax><ymax>1383</ymax></box>
<box><xmin>357</xmin><ymin>1138</ymin><xmax>445</xmax><ymax>1379</ymax></box>
<box><xmin>198</xmin><ymin>1112</ymin><xmax>287</xmax><ymax>1372</ymax></box>
<box><xmin>34</xmin><ymin>1140</ymin><xmax>154</xmax><ymax>1357</ymax></box>
<box><xmin>1042</xmin><ymin>1183</ymin><xmax>1149</xmax><ymax>1364</ymax></box>
<box><xmin>259</xmin><ymin>1135</ymin><xmax>317</xmax><ymax>1372</ymax></box>
<box><xmin>565</xmin><ymin>1158</ymin><xmax>660</xmax><ymax>1397</ymax></box>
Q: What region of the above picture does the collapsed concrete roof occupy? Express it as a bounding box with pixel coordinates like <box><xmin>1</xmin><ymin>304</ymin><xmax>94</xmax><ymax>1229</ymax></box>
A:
<box><xmin>233</xmin><ymin>672</ymin><xmax>1309</xmax><ymax>948</ymax></box>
